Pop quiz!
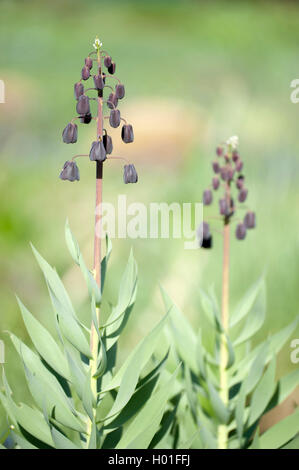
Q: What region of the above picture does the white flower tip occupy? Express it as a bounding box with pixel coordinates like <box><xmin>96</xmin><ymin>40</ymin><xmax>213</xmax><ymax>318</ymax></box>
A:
<box><xmin>93</xmin><ymin>37</ymin><xmax>103</xmax><ymax>50</ymax></box>
<box><xmin>226</xmin><ymin>135</ymin><xmax>239</xmax><ymax>149</ymax></box>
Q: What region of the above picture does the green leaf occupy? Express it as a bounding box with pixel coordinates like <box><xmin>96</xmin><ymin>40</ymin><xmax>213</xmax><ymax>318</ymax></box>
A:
<box><xmin>50</xmin><ymin>426</ymin><xmax>81</xmax><ymax>449</ymax></box>
<box><xmin>248</xmin><ymin>358</ymin><xmax>276</xmax><ymax>426</ymax></box>
<box><xmin>230</xmin><ymin>276</ymin><xmax>264</xmax><ymax>328</ymax></box>
<box><xmin>258</xmin><ymin>408</ymin><xmax>299</xmax><ymax>449</ymax></box>
<box><xmin>101</xmin><ymin>234</ymin><xmax>112</xmax><ymax>292</ymax></box>
<box><xmin>160</xmin><ymin>286</ymin><xmax>197</xmax><ymax>372</ymax></box>
<box><xmin>16</xmin><ymin>297</ymin><xmax>70</xmax><ymax>380</ymax></box>
<box><xmin>277</xmin><ymin>369</ymin><xmax>299</xmax><ymax>406</ymax></box>
<box><xmin>116</xmin><ymin>367</ymin><xmax>180</xmax><ymax>449</ymax></box>
<box><xmin>230</xmin><ymin>317</ymin><xmax>298</xmax><ymax>387</ymax></box>
<box><xmin>233</xmin><ymin>281</ymin><xmax>266</xmax><ymax>346</ymax></box>
<box><xmin>103</xmin><ymin>250</ymin><xmax>137</xmax><ymax>350</ymax></box>
<box><xmin>199</xmin><ymin>288</ymin><xmax>221</xmax><ymax>330</ymax></box>
<box><xmin>65</xmin><ymin>220</ymin><xmax>101</xmax><ymax>306</ymax></box>
<box><xmin>281</xmin><ymin>435</ymin><xmax>299</xmax><ymax>449</ymax></box>
<box><xmin>207</xmin><ymin>381</ymin><xmax>230</xmax><ymax>424</ymax></box>
<box><xmin>196</xmin><ymin>329</ymin><xmax>207</xmax><ymax>378</ymax></box>
<box><xmin>235</xmin><ymin>342</ymin><xmax>269</xmax><ymax>442</ymax></box>
<box><xmin>31</xmin><ymin>244</ymin><xmax>91</xmax><ymax>358</ymax></box>
<box><xmin>104</xmin><ymin>312</ymin><xmax>170</xmax><ymax>418</ymax></box>
<box><xmin>82</xmin><ymin>371</ymin><xmax>94</xmax><ymax>421</ymax></box>
<box><xmin>10</xmin><ymin>334</ymin><xmax>85</xmax><ymax>433</ymax></box>
<box><xmin>2</xmin><ymin>371</ymin><xmax>54</xmax><ymax>447</ymax></box>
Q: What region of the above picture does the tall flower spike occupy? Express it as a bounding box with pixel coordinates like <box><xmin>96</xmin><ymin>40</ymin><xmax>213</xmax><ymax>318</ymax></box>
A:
<box><xmin>197</xmin><ymin>135</ymin><xmax>255</xmax><ymax>248</ymax></box>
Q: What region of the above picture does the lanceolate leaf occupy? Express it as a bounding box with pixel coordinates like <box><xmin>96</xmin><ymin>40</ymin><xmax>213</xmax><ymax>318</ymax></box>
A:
<box><xmin>104</xmin><ymin>312</ymin><xmax>170</xmax><ymax>418</ymax></box>
<box><xmin>2</xmin><ymin>371</ymin><xmax>54</xmax><ymax>447</ymax></box>
<box><xmin>116</xmin><ymin>368</ymin><xmax>180</xmax><ymax>449</ymax></box>
<box><xmin>233</xmin><ymin>282</ymin><xmax>266</xmax><ymax>346</ymax></box>
<box><xmin>257</xmin><ymin>408</ymin><xmax>299</xmax><ymax>449</ymax></box>
<box><xmin>16</xmin><ymin>297</ymin><xmax>70</xmax><ymax>380</ymax></box>
<box><xmin>31</xmin><ymin>245</ymin><xmax>91</xmax><ymax>358</ymax></box>
<box><xmin>160</xmin><ymin>286</ymin><xmax>197</xmax><ymax>372</ymax></box>
<box><xmin>230</xmin><ymin>276</ymin><xmax>264</xmax><ymax>328</ymax></box>
<box><xmin>248</xmin><ymin>358</ymin><xmax>276</xmax><ymax>426</ymax></box>
<box><xmin>230</xmin><ymin>317</ymin><xmax>298</xmax><ymax>387</ymax></box>
<box><xmin>65</xmin><ymin>220</ymin><xmax>101</xmax><ymax>306</ymax></box>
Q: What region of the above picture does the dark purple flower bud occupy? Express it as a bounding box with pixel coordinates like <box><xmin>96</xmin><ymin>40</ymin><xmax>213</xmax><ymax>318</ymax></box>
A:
<box><xmin>107</xmin><ymin>93</ymin><xmax>118</xmax><ymax>109</ymax></box>
<box><xmin>121</xmin><ymin>124</ymin><xmax>134</xmax><ymax>143</ymax></box>
<box><xmin>219</xmin><ymin>198</ymin><xmax>229</xmax><ymax>215</ymax></box>
<box><xmin>216</xmin><ymin>146</ymin><xmax>223</xmax><ymax>156</ymax></box>
<box><xmin>203</xmin><ymin>189</ymin><xmax>213</xmax><ymax>205</ymax></box>
<box><xmin>212</xmin><ymin>177</ymin><xmax>220</xmax><ymax>190</ymax></box>
<box><xmin>81</xmin><ymin>66</ymin><xmax>90</xmax><ymax>81</ymax></box>
<box><xmin>76</xmin><ymin>95</ymin><xmax>90</xmax><ymax>115</ymax></box>
<box><xmin>103</xmin><ymin>134</ymin><xmax>113</xmax><ymax>154</ymax></box>
<box><xmin>238</xmin><ymin>187</ymin><xmax>248</xmax><ymax>203</ymax></box>
<box><xmin>244</xmin><ymin>211</ymin><xmax>256</xmax><ymax>229</ymax></box>
<box><xmin>74</xmin><ymin>82</ymin><xmax>84</xmax><ymax>100</ymax></box>
<box><xmin>109</xmin><ymin>109</ymin><xmax>121</xmax><ymax>128</ymax></box>
<box><xmin>108</xmin><ymin>62</ymin><xmax>116</xmax><ymax>74</ymax></box>
<box><xmin>93</xmin><ymin>74</ymin><xmax>105</xmax><ymax>90</ymax></box>
<box><xmin>235</xmin><ymin>159</ymin><xmax>243</xmax><ymax>172</ymax></box>
<box><xmin>85</xmin><ymin>57</ymin><xmax>93</xmax><ymax>69</ymax></box>
<box><xmin>236</xmin><ymin>223</ymin><xmax>247</xmax><ymax>240</ymax></box>
<box><xmin>59</xmin><ymin>161</ymin><xmax>80</xmax><ymax>182</ymax></box>
<box><xmin>62</xmin><ymin>122</ymin><xmax>78</xmax><ymax>144</ymax></box>
<box><xmin>212</xmin><ymin>161</ymin><xmax>220</xmax><ymax>173</ymax></box>
<box><xmin>224</xmin><ymin>154</ymin><xmax>230</xmax><ymax>163</ymax></box>
<box><xmin>115</xmin><ymin>84</ymin><xmax>125</xmax><ymax>99</ymax></box>
<box><xmin>220</xmin><ymin>167</ymin><xmax>229</xmax><ymax>181</ymax></box>
<box><xmin>80</xmin><ymin>113</ymin><xmax>92</xmax><ymax>124</ymax></box>
<box><xmin>197</xmin><ymin>221</ymin><xmax>212</xmax><ymax>248</ymax></box>
<box><xmin>89</xmin><ymin>140</ymin><xmax>107</xmax><ymax>162</ymax></box>
<box><xmin>236</xmin><ymin>175</ymin><xmax>244</xmax><ymax>189</ymax></box>
<box><xmin>232</xmin><ymin>150</ymin><xmax>239</xmax><ymax>162</ymax></box>
<box><xmin>104</xmin><ymin>55</ymin><xmax>112</xmax><ymax>68</ymax></box>
<box><xmin>123</xmin><ymin>164</ymin><xmax>138</xmax><ymax>184</ymax></box>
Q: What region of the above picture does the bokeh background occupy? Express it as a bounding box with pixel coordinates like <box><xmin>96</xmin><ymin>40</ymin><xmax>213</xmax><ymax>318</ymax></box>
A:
<box><xmin>1</xmin><ymin>0</ymin><xmax>299</xmax><ymax>436</ymax></box>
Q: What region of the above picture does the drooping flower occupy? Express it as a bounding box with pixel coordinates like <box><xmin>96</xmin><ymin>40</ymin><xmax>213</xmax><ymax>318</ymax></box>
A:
<box><xmin>89</xmin><ymin>141</ymin><xmax>107</xmax><ymax>162</ymax></box>
<box><xmin>74</xmin><ymin>82</ymin><xmax>84</xmax><ymax>100</ymax></box>
<box><xmin>236</xmin><ymin>223</ymin><xmax>247</xmax><ymax>240</ymax></box>
<box><xmin>115</xmin><ymin>84</ymin><xmax>125</xmax><ymax>99</ymax></box>
<box><xmin>85</xmin><ymin>57</ymin><xmax>93</xmax><ymax>69</ymax></box>
<box><xmin>104</xmin><ymin>55</ymin><xmax>112</xmax><ymax>68</ymax></box>
<box><xmin>203</xmin><ymin>189</ymin><xmax>213</xmax><ymax>205</ymax></box>
<box><xmin>108</xmin><ymin>62</ymin><xmax>116</xmax><ymax>74</ymax></box>
<box><xmin>81</xmin><ymin>66</ymin><xmax>90</xmax><ymax>81</ymax></box>
<box><xmin>238</xmin><ymin>187</ymin><xmax>248</xmax><ymax>203</ymax></box>
<box><xmin>62</xmin><ymin>122</ymin><xmax>78</xmax><ymax>144</ymax></box>
<box><xmin>76</xmin><ymin>95</ymin><xmax>90</xmax><ymax>115</ymax></box>
<box><xmin>244</xmin><ymin>211</ymin><xmax>256</xmax><ymax>229</ymax></box>
<box><xmin>121</xmin><ymin>124</ymin><xmax>134</xmax><ymax>143</ymax></box>
<box><xmin>109</xmin><ymin>109</ymin><xmax>121</xmax><ymax>128</ymax></box>
<box><xmin>59</xmin><ymin>161</ymin><xmax>80</xmax><ymax>182</ymax></box>
<box><xmin>93</xmin><ymin>75</ymin><xmax>105</xmax><ymax>90</ymax></box>
<box><xmin>123</xmin><ymin>164</ymin><xmax>138</xmax><ymax>183</ymax></box>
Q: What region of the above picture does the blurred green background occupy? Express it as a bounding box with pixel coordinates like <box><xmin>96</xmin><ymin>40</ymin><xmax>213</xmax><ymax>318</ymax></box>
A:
<box><xmin>0</xmin><ymin>0</ymin><xmax>299</xmax><ymax>433</ymax></box>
